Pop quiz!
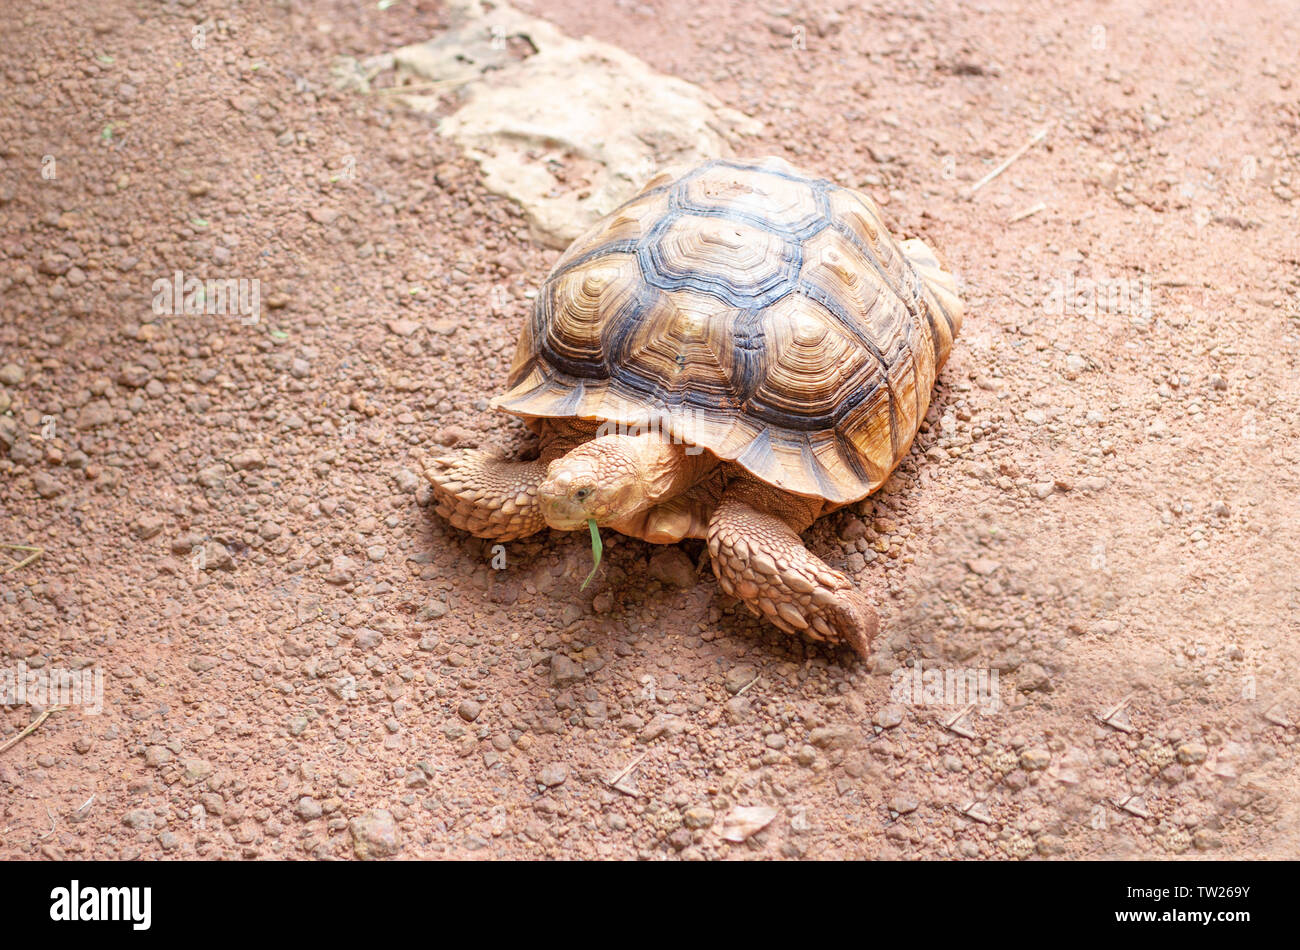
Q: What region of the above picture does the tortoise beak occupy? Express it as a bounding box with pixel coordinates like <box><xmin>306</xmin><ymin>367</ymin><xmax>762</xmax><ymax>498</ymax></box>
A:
<box><xmin>539</xmin><ymin>500</ymin><xmax>588</xmax><ymax>532</ymax></box>
<box><xmin>538</xmin><ymin>469</ymin><xmax>590</xmax><ymax>530</ymax></box>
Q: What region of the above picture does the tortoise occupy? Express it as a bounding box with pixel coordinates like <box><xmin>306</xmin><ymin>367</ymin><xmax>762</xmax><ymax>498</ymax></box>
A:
<box><xmin>424</xmin><ymin>156</ymin><xmax>962</xmax><ymax>657</ymax></box>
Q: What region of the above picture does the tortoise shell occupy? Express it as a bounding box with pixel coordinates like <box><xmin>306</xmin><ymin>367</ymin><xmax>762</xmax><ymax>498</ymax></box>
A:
<box><xmin>492</xmin><ymin>156</ymin><xmax>963</xmax><ymax>504</ymax></box>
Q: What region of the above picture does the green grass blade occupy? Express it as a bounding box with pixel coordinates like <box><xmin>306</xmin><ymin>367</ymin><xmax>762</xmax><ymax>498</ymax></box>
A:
<box><xmin>580</xmin><ymin>519</ymin><xmax>603</xmax><ymax>590</ymax></box>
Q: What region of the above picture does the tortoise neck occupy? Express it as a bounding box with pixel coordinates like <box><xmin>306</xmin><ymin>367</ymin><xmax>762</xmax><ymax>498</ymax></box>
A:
<box><xmin>594</xmin><ymin>431</ymin><xmax>714</xmax><ymax>507</ymax></box>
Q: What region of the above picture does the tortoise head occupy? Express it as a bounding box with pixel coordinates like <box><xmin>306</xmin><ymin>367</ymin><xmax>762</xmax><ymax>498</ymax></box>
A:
<box><xmin>539</xmin><ymin>435</ymin><xmax>651</xmax><ymax>531</ymax></box>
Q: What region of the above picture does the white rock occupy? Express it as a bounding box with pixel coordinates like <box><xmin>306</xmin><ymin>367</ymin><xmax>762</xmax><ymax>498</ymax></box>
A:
<box><xmin>394</xmin><ymin>1</ymin><xmax>762</xmax><ymax>248</ymax></box>
<box><xmin>719</xmin><ymin>805</ymin><xmax>779</xmax><ymax>842</ymax></box>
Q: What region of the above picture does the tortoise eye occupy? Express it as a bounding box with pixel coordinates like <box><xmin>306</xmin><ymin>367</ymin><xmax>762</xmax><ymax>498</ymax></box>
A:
<box><xmin>574</xmin><ymin>487</ymin><xmax>592</xmax><ymax>501</ymax></box>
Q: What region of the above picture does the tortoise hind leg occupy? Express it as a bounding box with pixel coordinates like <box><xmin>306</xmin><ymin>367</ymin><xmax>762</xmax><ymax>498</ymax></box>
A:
<box><xmin>706</xmin><ymin>488</ymin><xmax>878</xmax><ymax>658</ymax></box>
<box><xmin>422</xmin><ymin>450</ymin><xmax>548</xmax><ymax>542</ymax></box>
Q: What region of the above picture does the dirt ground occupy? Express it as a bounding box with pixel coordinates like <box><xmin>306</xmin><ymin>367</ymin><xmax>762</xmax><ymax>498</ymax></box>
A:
<box><xmin>1</xmin><ymin>0</ymin><xmax>1298</xmax><ymax>861</ymax></box>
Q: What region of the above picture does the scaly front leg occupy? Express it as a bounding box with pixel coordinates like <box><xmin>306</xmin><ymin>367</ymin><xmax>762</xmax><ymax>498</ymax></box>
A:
<box><xmin>422</xmin><ymin>450</ymin><xmax>550</xmax><ymax>542</ymax></box>
<box><xmin>707</xmin><ymin>485</ymin><xmax>878</xmax><ymax>658</ymax></box>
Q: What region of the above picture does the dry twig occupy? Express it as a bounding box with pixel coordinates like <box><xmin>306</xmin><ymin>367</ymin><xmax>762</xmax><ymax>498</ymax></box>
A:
<box><xmin>0</xmin><ymin>706</ymin><xmax>66</xmax><ymax>757</ymax></box>
<box><xmin>0</xmin><ymin>543</ymin><xmax>43</xmax><ymax>575</ymax></box>
<box><xmin>967</xmin><ymin>127</ymin><xmax>1049</xmax><ymax>197</ymax></box>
